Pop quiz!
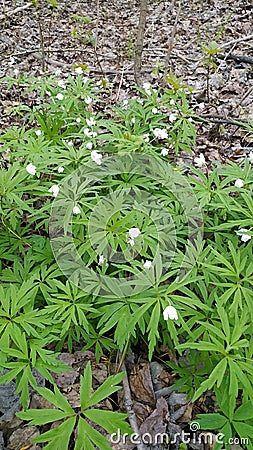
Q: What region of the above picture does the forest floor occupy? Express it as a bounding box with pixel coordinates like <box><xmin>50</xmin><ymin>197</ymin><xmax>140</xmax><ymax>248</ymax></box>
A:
<box><xmin>0</xmin><ymin>0</ymin><xmax>253</xmax><ymax>449</ymax></box>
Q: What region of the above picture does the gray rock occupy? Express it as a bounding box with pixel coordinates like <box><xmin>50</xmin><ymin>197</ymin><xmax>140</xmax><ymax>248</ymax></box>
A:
<box><xmin>7</xmin><ymin>426</ymin><xmax>39</xmax><ymax>450</ymax></box>
<box><xmin>0</xmin><ymin>381</ymin><xmax>20</xmax><ymax>428</ymax></box>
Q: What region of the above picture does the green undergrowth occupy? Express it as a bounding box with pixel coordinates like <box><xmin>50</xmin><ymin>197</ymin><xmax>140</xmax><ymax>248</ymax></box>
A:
<box><xmin>0</xmin><ymin>69</ymin><xmax>253</xmax><ymax>449</ymax></box>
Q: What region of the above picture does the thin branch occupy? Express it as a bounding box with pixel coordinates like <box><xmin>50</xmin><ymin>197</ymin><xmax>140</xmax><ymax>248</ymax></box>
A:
<box><xmin>134</xmin><ymin>0</ymin><xmax>148</xmax><ymax>86</ymax></box>
<box><xmin>216</xmin><ymin>53</ymin><xmax>253</xmax><ymax>65</ymax></box>
<box><xmin>220</xmin><ymin>33</ymin><xmax>253</xmax><ymax>48</ymax></box>
<box><xmin>0</xmin><ymin>2</ymin><xmax>32</xmax><ymax>20</ymax></box>
<box><xmin>121</xmin><ymin>361</ymin><xmax>146</xmax><ymax>450</ymax></box>
<box><xmin>195</xmin><ymin>114</ymin><xmax>251</xmax><ymax>127</ymax></box>
<box><xmin>230</xmin><ymin>86</ymin><xmax>253</xmax><ymax>114</ymax></box>
<box><xmin>163</xmin><ymin>1</ymin><xmax>181</xmax><ymax>80</ymax></box>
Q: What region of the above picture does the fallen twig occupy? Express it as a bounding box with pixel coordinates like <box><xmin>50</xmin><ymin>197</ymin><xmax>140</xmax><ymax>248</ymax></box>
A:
<box><xmin>121</xmin><ymin>361</ymin><xmax>146</xmax><ymax>450</ymax></box>
<box><xmin>0</xmin><ymin>3</ymin><xmax>32</xmax><ymax>20</ymax></box>
<box><xmin>216</xmin><ymin>53</ymin><xmax>253</xmax><ymax>65</ymax></box>
<box><xmin>220</xmin><ymin>33</ymin><xmax>253</xmax><ymax>48</ymax></box>
<box><xmin>194</xmin><ymin>114</ymin><xmax>251</xmax><ymax>127</ymax></box>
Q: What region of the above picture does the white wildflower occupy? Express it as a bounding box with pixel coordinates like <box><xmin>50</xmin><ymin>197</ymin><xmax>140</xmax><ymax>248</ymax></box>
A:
<box><xmin>86</xmin><ymin>117</ymin><xmax>96</xmax><ymax>127</ymax></box>
<box><xmin>153</xmin><ymin>128</ymin><xmax>168</xmax><ymax>140</ymax></box>
<box><xmin>73</xmin><ymin>205</ymin><xmax>81</xmax><ymax>214</ymax></box>
<box><xmin>143</xmin><ymin>82</ymin><xmax>151</xmax><ymax>95</ymax></box>
<box><xmin>76</xmin><ymin>117</ymin><xmax>81</xmax><ymax>123</ymax></box>
<box><xmin>128</xmin><ymin>228</ymin><xmax>141</xmax><ymax>239</ymax></box>
<box><xmin>143</xmin><ymin>260</ymin><xmax>152</xmax><ymax>269</ymax></box>
<box><xmin>144</xmin><ymin>133</ymin><xmax>150</xmax><ymax>142</ymax></box>
<box><xmin>163</xmin><ymin>305</ymin><xmax>178</xmax><ymax>321</ymax></box>
<box><xmin>56</xmin><ymin>93</ymin><xmax>64</xmax><ymax>101</ymax></box>
<box><xmin>67</xmin><ymin>140</ymin><xmax>74</xmax><ymax>146</ymax></box>
<box><xmin>161</xmin><ymin>148</ymin><xmax>169</xmax><ymax>156</ymax></box>
<box><xmin>98</xmin><ymin>255</ymin><xmax>105</xmax><ymax>266</ymax></box>
<box><xmin>152</xmin><ymin>107</ymin><xmax>158</xmax><ymax>114</ymax></box>
<box><xmin>58</xmin><ymin>166</ymin><xmax>64</xmax><ymax>173</ymax></box>
<box><xmin>91</xmin><ymin>150</ymin><xmax>102</xmax><ymax>165</ymax></box>
<box><xmin>57</xmin><ymin>79</ymin><xmax>66</xmax><ymax>88</ymax></box>
<box><xmin>86</xmin><ymin>142</ymin><xmax>93</xmax><ymax>150</ymax></box>
<box><xmin>84</xmin><ymin>96</ymin><xmax>92</xmax><ymax>104</ymax></box>
<box><xmin>170</xmin><ymin>99</ymin><xmax>175</xmax><ymax>106</ymax></box>
<box><xmin>235</xmin><ymin>179</ymin><xmax>244</xmax><ymax>188</ymax></box>
<box><xmin>236</xmin><ymin>228</ymin><xmax>252</xmax><ymax>243</ymax></box>
<box><xmin>188</xmin><ymin>117</ymin><xmax>193</xmax><ymax>122</ymax></box>
<box><xmin>131</xmin><ymin>117</ymin><xmax>136</xmax><ymax>124</ymax></box>
<box><xmin>74</xmin><ymin>67</ymin><xmax>83</xmax><ymax>75</ymax></box>
<box><xmin>83</xmin><ymin>128</ymin><xmax>92</xmax><ymax>137</ymax></box>
<box><xmin>48</xmin><ymin>185</ymin><xmax>59</xmax><ymax>197</ymax></box>
<box><xmin>194</xmin><ymin>153</ymin><xmax>206</xmax><ymax>168</ymax></box>
<box><xmin>35</xmin><ymin>130</ymin><xmax>42</xmax><ymax>137</ymax></box>
<box><xmin>128</xmin><ymin>238</ymin><xmax>135</xmax><ymax>247</ymax></box>
<box><xmin>91</xmin><ymin>131</ymin><xmax>97</xmax><ymax>138</ymax></box>
<box><xmin>169</xmin><ymin>113</ymin><xmax>177</xmax><ymax>122</ymax></box>
<box><xmin>26</xmin><ymin>163</ymin><xmax>36</xmax><ymax>175</ymax></box>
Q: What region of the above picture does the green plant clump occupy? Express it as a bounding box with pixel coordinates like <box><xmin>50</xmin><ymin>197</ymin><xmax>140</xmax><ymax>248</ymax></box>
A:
<box><xmin>0</xmin><ymin>69</ymin><xmax>253</xmax><ymax>449</ymax></box>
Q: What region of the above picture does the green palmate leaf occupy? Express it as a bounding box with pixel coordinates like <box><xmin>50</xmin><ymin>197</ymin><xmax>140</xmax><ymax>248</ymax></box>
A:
<box><xmin>75</xmin><ymin>417</ymin><xmax>112</xmax><ymax>450</ymax></box>
<box><xmin>233</xmin><ymin>401</ymin><xmax>253</xmax><ymax>421</ymax></box>
<box><xmin>17</xmin><ymin>409</ymin><xmax>70</xmax><ymax>425</ymax></box>
<box><xmin>35</xmin><ymin>385</ymin><xmax>75</xmax><ymax>414</ymax></box>
<box><xmin>32</xmin><ymin>416</ymin><xmax>76</xmax><ymax>449</ymax></box>
<box><xmin>147</xmin><ymin>301</ymin><xmax>161</xmax><ymax>360</ymax></box>
<box><xmin>232</xmin><ymin>422</ymin><xmax>253</xmax><ymax>439</ymax></box>
<box><xmin>84</xmin><ymin>409</ymin><xmax>131</xmax><ymax>435</ymax></box>
<box><xmin>196</xmin><ymin>413</ymin><xmax>227</xmax><ymax>429</ymax></box>
<box><xmin>83</xmin><ymin>371</ymin><xmax>126</xmax><ymax>408</ymax></box>
<box><xmin>192</xmin><ymin>358</ymin><xmax>227</xmax><ymax>402</ymax></box>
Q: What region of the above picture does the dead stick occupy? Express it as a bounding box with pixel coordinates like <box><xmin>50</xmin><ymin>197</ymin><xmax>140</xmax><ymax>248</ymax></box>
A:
<box><xmin>220</xmin><ymin>33</ymin><xmax>253</xmax><ymax>48</ymax></box>
<box><xmin>121</xmin><ymin>362</ymin><xmax>146</xmax><ymax>450</ymax></box>
<box><xmin>134</xmin><ymin>0</ymin><xmax>148</xmax><ymax>86</ymax></box>
<box><xmin>0</xmin><ymin>3</ymin><xmax>32</xmax><ymax>20</ymax></box>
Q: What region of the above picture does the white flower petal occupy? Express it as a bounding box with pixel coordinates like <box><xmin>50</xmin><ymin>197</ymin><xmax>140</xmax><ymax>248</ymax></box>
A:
<box><xmin>91</xmin><ymin>150</ymin><xmax>102</xmax><ymax>165</ymax></box>
<box><xmin>48</xmin><ymin>185</ymin><xmax>59</xmax><ymax>197</ymax></box>
<box><xmin>161</xmin><ymin>148</ymin><xmax>169</xmax><ymax>156</ymax></box>
<box><xmin>73</xmin><ymin>205</ymin><xmax>81</xmax><ymax>214</ymax></box>
<box><xmin>128</xmin><ymin>227</ymin><xmax>141</xmax><ymax>239</ymax></box>
<box><xmin>86</xmin><ymin>117</ymin><xmax>96</xmax><ymax>127</ymax></box>
<box><xmin>194</xmin><ymin>153</ymin><xmax>206</xmax><ymax>168</ymax></box>
<box><xmin>74</xmin><ymin>67</ymin><xmax>83</xmax><ymax>75</ymax></box>
<box><xmin>234</xmin><ymin>179</ymin><xmax>244</xmax><ymax>188</ymax></box>
<box><xmin>163</xmin><ymin>305</ymin><xmax>178</xmax><ymax>320</ymax></box>
<box><xmin>153</xmin><ymin>128</ymin><xmax>168</xmax><ymax>139</ymax></box>
<box><xmin>169</xmin><ymin>113</ymin><xmax>177</xmax><ymax>122</ymax></box>
<box><xmin>26</xmin><ymin>163</ymin><xmax>36</xmax><ymax>175</ymax></box>
<box><xmin>143</xmin><ymin>260</ymin><xmax>152</xmax><ymax>269</ymax></box>
<box><xmin>56</xmin><ymin>93</ymin><xmax>64</xmax><ymax>101</ymax></box>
